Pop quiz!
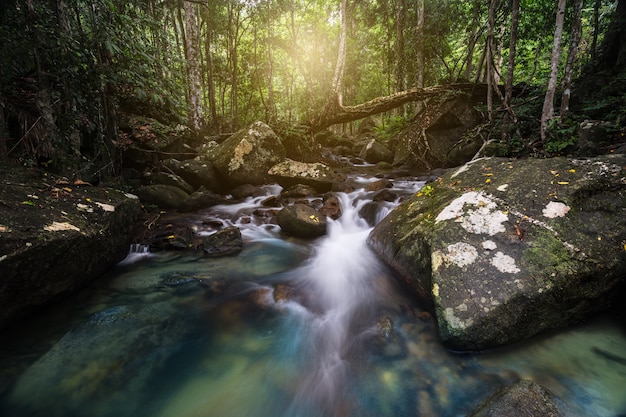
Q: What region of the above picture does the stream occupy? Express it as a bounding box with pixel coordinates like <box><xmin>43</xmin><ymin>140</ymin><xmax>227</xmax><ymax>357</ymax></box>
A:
<box><xmin>1</xmin><ymin>172</ymin><xmax>625</xmax><ymax>417</ymax></box>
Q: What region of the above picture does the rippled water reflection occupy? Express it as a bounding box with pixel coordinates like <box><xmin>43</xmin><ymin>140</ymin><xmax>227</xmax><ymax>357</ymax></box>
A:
<box><xmin>1</xmin><ymin>180</ymin><xmax>625</xmax><ymax>417</ymax></box>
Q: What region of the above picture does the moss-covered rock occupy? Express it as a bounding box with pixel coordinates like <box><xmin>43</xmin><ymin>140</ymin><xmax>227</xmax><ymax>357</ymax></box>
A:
<box><xmin>0</xmin><ymin>164</ymin><xmax>141</xmax><ymax>328</ymax></box>
<box><xmin>212</xmin><ymin>121</ymin><xmax>286</xmax><ymax>187</ymax></box>
<box><xmin>368</xmin><ymin>155</ymin><xmax>626</xmax><ymax>350</ymax></box>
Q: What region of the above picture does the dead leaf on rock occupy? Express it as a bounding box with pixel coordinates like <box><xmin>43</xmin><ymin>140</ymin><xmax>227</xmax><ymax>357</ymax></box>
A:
<box><xmin>44</xmin><ymin>221</ymin><xmax>81</xmax><ymax>232</ymax></box>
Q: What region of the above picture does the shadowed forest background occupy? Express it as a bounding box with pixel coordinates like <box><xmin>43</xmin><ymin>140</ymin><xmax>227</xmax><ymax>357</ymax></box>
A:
<box><xmin>0</xmin><ymin>0</ymin><xmax>625</xmax><ymax>179</ymax></box>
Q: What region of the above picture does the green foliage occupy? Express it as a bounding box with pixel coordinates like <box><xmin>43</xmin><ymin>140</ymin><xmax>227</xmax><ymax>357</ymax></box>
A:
<box><xmin>374</xmin><ymin>116</ymin><xmax>408</xmax><ymax>141</ymax></box>
<box><xmin>0</xmin><ymin>0</ymin><xmax>623</xmax><ymax>171</ymax></box>
<box><xmin>543</xmin><ymin>118</ymin><xmax>577</xmax><ymax>154</ymax></box>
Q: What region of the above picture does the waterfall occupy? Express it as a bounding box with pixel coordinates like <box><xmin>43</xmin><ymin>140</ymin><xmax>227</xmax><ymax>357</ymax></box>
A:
<box><xmin>117</xmin><ymin>243</ymin><xmax>151</xmax><ymax>266</ymax></box>
<box><xmin>285</xmin><ymin>191</ymin><xmax>407</xmax><ymax>417</ymax></box>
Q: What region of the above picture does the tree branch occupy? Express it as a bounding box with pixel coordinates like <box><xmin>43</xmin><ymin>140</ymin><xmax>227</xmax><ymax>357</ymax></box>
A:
<box><xmin>308</xmin><ymin>83</ymin><xmax>487</xmax><ymax>132</ymax></box>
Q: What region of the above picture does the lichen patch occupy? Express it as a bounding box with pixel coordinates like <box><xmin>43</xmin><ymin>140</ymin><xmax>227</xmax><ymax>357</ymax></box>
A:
<box><xmin>435</xmin><ymin>191</ymin><xmax>508</xmax><ymax>236</ymax></box>
<box><xmin>446</xmin><ymin>242</ymin><xmax>478</xmax><ymax>267</ymax></box>
<box><xmin>542</xmin><ymin>201</ymin><xmax>571</xmax><ymax>218</ymax></box>
<box><xmin>482</xmin><ymin>240</ymin><xmax>497</xmax><ymax>250</ymax></box>
<box><xmin>443</xmin><ymin>306</ymin><xmax>474</xmax><ymax>330</ymax></box>
<box><xmin>490</xmin><ymin>251</ymin><xmax>520</xmax><ymax>274</ymax></box>
<box><xmin>229</xmin><ymin>138</ymin><xmax>254</xmax><ymax>172</ymax></box>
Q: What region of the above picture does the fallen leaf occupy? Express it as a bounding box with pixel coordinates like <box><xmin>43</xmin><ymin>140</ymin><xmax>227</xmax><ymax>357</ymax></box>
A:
<box><xmin>557</xmin><ymin>181</ymin><xmax>569</xmax><ymax>185</ymax></box>
<box><xmin>95</xmin><ymin>202</ymin><xmax>115</xmax><ymax>212</ymax></box>
<box><xmin>44</xmin><ymin>221</ymin><xmax>80</xmax><ymax>232</ymax></box>
<box><xmin>73</xmin><ymin>179</ymin><xmax>93</xmax><ymax>186</ymax></box>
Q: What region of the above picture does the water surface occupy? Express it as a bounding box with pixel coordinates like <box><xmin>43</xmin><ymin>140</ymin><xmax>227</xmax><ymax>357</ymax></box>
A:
<box><xmin>1</xmin><ymin>179</ymin><xmax>625</xmax><ymax>417</ymax></box>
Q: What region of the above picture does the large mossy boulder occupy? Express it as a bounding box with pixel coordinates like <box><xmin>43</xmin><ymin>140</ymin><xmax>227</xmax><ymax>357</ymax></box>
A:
<box><xmin>368</xmin><ymin>155</ymin><xmax>626</xmax><ymax>351</ymax></box>
<box><xmin>0</xmin><ymin>165</ymin><xmax>141</xmax><ymax>328</ymax></box>
<box><xmin>212</xmin><ymin>121</ymin><xmax>286</xmax><ymax>187</ymax></box>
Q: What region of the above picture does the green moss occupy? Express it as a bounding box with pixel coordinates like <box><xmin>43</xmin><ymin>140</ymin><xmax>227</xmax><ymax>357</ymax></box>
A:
<box><xmin>522</xmin><ymin>228</ymin><xmax>577</xmax><ymax>278</ymax></box>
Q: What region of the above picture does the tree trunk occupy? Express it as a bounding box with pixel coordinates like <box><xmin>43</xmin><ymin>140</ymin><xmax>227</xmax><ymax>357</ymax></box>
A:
<box><xmin>183</xmin><ymin>0</ymin><xmax>203</xmax><ymax>132</ymax></box>
<box><xmin>486</xmin><ymin>0</ymin><xmax>497</xmax><ymax>122</ymax></box>
<box><xmin>591</xmin><ymin>0</ymin><xmax>600</xmax><ymax>61</ymax></box>
<box><xmin>395</xmin><ymin>0</ymin><xmax>407</xmax><ymax>93</ymax></box>
<box><xmin>597</xmin><ymin>0</ymin><xmax>626</xmax><ymax>70</ymax></box>
<box><xmin>416</xmin><ymin>0</ymin><xmax>425</xmax><ymax>88</ymax></box>
<box><xmin>502</xmin><ymin>0</ymin><xmax>519</xmax><ymax>139</ymax></box>
<box><xmin>204</xmin><ymin>15</ymin><xmax>218</xmax><ymax>130</ymax></box>
<box><xmin>541</xmin><ymin>0</ymin><xmax>567</xmax><ymax>142</ymax></box>
<box><xmin>331</xmin><ymin>0</ymin><xmax>348</xmax><ymax>108</ymax></box>
<box><xmin>560</xmin><ymin>0</ymin><xmax>583</xmax><ymax>118</ymax></box>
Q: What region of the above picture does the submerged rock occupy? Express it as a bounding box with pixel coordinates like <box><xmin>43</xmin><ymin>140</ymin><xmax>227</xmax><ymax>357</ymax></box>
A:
<box><xmin>5</xmin><ymin>304</ymin><xmax>201</xmax><ymax>417</ymax></box>
<box><xmin>468</xmin><ymin>380</ymin><xmax>566</xmax><ymax>417</ymax></box>
<box><xmin>368</xmin><ymin>155</ymin><xmax>626</xmax><ymax>351</ymax></box>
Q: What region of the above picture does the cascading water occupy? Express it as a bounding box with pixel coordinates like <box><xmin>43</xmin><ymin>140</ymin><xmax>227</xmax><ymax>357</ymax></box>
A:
<box><xmin>1</xmin><ymin>175</ymin><xmax>625</xmax><ymax>417</ymax></box>
<box><xmin>284</xmin><ymin>191</ymin><xmax>402</xmax><ymax>417</ymax></box>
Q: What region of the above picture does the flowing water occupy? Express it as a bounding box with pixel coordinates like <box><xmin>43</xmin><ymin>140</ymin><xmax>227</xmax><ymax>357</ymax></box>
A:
<box><xmin>1</xmin><ymin>174</ymin><xmax>625</xmax><ymax>417</ymax></box>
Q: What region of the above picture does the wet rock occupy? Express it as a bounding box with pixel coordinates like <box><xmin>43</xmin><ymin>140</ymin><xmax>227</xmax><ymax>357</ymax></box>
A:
<box><xmin>358</xmin><ymin>201</ymin><xmax>384</xmax><ymax>226</ymax></box>
<box><xmin>178</xmin><ymin>189</ymin><xmax>225</xmax><ymax>212</ymax></box>
<box><xmin>212</xmin><ymin>121</ymin><xmax>286</xmax><ymax>186</ymax></box>
<box><xmin>276</xmin><ymin>204</ymin><xmax>327</xmax><ymax>238</ymax></box>
<box><xmin>359</xmin><ymin>137</ymin><xmax>394</xmax><ymax>164</ymax></box>
<box><xmin>281</xmin><ymin>184</ymin><xmax>318</xmax><ymax>199</ymax></box>
<box><xmin>163</xmin><ymin>157</ymin><xmax>224</xmax><ymax>193</ymax></box>
<box><xmin>231</xmin><ymin>184</ymin><xmax>266</xmax><ymax>199</ymax></box>
<box><xmin>273</xmin><ymin>283</ymin><xmax>295</xmax><ymax>303</ymax></box>
<box><xmin>134</xmin><ymin>184</ymin><xmax>190</xmax><ymax>210</ymax></box>
<box><xmin>143</xmin><ymin>171</ymin><xmax>195</xmax><ymax>194</ymax></box>
<box><xmin>368</xmin><ymin>155</ymin><xmax>626</xmax><ymax>350</ymax></box>
<box><xmin>269</xmin><ymin>158</ymin><xmax>339</xmax><ymax>192</ymax></box>
<box><xmin>468</xmin><ymin>380</ymin><xmax>566</xmax><ymax>417</ymax></box>
<box><xmin>201</xmin><ymin>226</ymin><xmax>243</xmax><ymax>257</ymax></box>
<box><xmin>372</xmin><ymin>189</ymin><xmax>397</xmax><ymax>202</ymax></box>
<box><xmin>319</xmin><ymin>194</ymin><xmax>343</xmax><ymax>220</ymax></box>
<box><xmin>366</xmin><ymin>178</ymin><xmax>393</xmax><ymax>192</ymax></box>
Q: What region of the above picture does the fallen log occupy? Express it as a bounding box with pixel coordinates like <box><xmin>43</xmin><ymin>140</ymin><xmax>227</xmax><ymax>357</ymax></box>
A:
<box><xmin>308</xmin><ymin>83</ymin><xmax>488</xmax><ymax>132</ymax></box>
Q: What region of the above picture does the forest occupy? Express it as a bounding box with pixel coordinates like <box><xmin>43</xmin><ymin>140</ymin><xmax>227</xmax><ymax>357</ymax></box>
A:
<box><xmin>0</xmin><ymin>0</ymin><xmax>625</xmax><ymax>178</ymax></box>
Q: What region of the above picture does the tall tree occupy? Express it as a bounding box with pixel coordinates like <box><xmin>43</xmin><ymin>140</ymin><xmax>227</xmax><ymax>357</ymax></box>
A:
<box><xmin>560</xmin><ymin>0</ymin><xmax>584</xmax><ymax>119</ymax></box>
<box><xmin>502</xmin><ymin>0</ymin><xmax>520</xmax><ymax>139</ymax></box>
<box><xmin>541</xmin><ymin>0</ymin><xmax>567</xmax><ymax>142</ymax></box>
<box><xmin>395</xmin><ymin>0</ymin><xmax>407</xmax><ymax>92</ymax></box>
<box><xmin>486</xmin><ymin>0</ymin><xmax>497</xmax><ymax>122</ymax></box>
<box><xmin>183</xmin><ymin>1</ymin><xmax>203</xmax><ymax>132</ymax></box>
<box><xmin>331</xmin><ymin>0</ymin><xmax>348</xmax><ymax>108</ymax></box>
<box><xmin>415</xmin><ymin>0</ymin><xmax>425</xmax><ymax>88</ymax></box>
